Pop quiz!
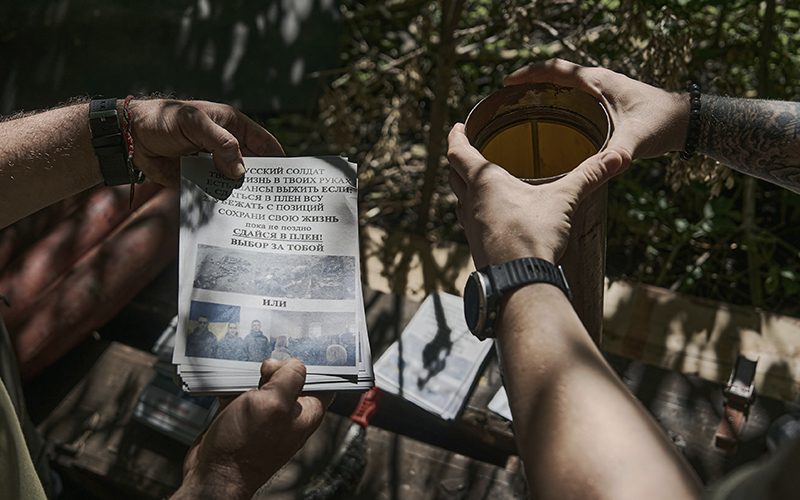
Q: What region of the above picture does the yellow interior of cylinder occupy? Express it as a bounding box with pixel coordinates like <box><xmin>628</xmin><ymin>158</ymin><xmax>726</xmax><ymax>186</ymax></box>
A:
<box><xmin>480</xmin><ymin>121</ymin><xmax>598</xmax><ymax>179</ymax></box>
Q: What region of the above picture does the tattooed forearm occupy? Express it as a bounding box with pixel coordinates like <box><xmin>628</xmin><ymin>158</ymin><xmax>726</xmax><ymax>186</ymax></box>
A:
<box><xmin>697</xmin><ymin>95</ymin><xmax>800</xmax><ymax>193</ymax></box>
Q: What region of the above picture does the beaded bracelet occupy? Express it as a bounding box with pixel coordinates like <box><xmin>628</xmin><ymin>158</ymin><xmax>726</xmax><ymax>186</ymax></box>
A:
<box><xmin>122</xmin><ymin>95</ymin><xmax>146</xmax><ymax>207</ymax></box>
<box><xmin>680</xmin><ymin>82</ymin><xmax>702</xmax><ymax>161</ymax></box>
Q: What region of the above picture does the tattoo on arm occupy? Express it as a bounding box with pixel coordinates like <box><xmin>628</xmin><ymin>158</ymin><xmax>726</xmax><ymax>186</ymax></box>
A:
<box><xmin>698</xmin><ymin>95</ymin><xmax>800</xmax><ymax>193</ymax></box>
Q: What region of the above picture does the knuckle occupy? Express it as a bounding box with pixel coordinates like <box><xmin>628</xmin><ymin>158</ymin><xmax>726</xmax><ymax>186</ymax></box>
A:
<box><xmin>619</xmin><ymin>148</ymin><xmax>633</xmax><ymax>166</ymax></box>
<box><xmin>259</xmin><ymin>358</ymin><xmax>278</xmax><ymax>379</ymax></box>
<box><xmin>271</xmin><ymin>398</ymin><xmax>295</xmax><ymax>418</ymax></box>
<box><xmin>221</xmin><ymin>135</ymin><xmax>239</xmax><ymax>149</ymax></box>
<box><xmin>585</xmin><ymin>73</ymin><xmax>604</xmax><ymax>90</ymax></box>
<box><xmin>446</xmin><ymin>140</ymin><xmax>465</xmax><ymax>161</ymax></box>
<box><xmin>307</xmin><ymin>404</ymin><xmax>327</xmax><ymax>426</ymax></box>
<box><xmin>473</xmin><ymin>166</ymin><xmax>505</xmax><ymax>188</ymax></box>
<box><xmin>445</xmin><ymin>147</ymin><xmax>460</xmax><ymax>164</ymax></box>
<box><xmin>255</xmin><ymin>389</ymin><xmax>294</xmax><ymax>418</ymax></box>
<box><xmin>237</xmin><ymin>391</ymin><xmax>263</xmax><ymax>417</ymax></box>
<box><xmin>175</xmin><ymin>102</ymin><xmax>201</xmax><ymax>120</ymax></box>
<box><xmin>218</xmin><ymin>135</ymin><xmax>241</xmax><ymax>153</ymax></box>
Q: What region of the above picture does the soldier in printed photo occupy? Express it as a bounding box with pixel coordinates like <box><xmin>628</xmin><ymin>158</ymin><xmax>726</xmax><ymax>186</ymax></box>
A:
<box><xmin>185</xmin><ymin>316</ymin><xmax>217</xmax><ymax>359</ymax></box>
<box><xmin>215</xmin><ymin>322</ymin><xmax>247</xmax><ymax>361</ymax></box>
<box><xmin>244</xmin><ymin>319</ymin><xmax>273</xmax><ymax>363</ymax></box>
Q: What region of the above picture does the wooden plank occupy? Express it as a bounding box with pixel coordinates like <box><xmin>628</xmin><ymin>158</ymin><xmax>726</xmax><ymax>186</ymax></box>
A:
<box><xmin>352</xmin><ymin>425</ymin><xmax>526</xmax><ymax>499</ymax></box>
<box><xmin>606</xmin><ymin>352</ymin><xmax>800</xmax><ymax>485</ymax></box>
<box><xmin>37</xmin><ymin>342</ymin><xmax>185</xmax><ymax>499</ymax></box>
<box><xmin>603</xmin><ymin>280</ymin><xmax>800</xmax><ymax>401</ymax></box>
<box><xmin>258</xmin><ymin>412</ymin><xmax>527</xmax><ymax>500</ymax></box>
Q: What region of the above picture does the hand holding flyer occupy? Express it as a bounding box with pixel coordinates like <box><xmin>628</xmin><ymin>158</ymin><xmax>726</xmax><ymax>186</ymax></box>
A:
<box><xmin>174</xmin><ymin>156</ymin><xmax>374</xmax><ymax>393</ymax></box>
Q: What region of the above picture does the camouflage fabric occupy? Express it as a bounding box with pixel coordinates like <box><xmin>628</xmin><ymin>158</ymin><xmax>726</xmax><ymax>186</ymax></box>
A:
<box><xmin>185</xmin><ymin>328</ymin><xmax>218</xmax><ymax>359</ymax></box>
<box><xmin>216</xmin><ymin>334</ymin><xmax>247</xmax><ymax>362</ymax></box>
<box><xmin>244</xmin><ymin>331</ymin><xmax>273</xmax><ymax>363</ymax></box>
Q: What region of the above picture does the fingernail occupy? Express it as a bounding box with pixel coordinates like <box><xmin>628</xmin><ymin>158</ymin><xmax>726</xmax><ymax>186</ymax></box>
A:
<box><xmin>234</xmin><ymin>162</ymin><xmax>245</xmax><ymax>178</ymax></box>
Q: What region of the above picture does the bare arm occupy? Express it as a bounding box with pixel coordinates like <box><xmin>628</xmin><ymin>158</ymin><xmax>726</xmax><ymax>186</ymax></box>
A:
<box><xmin>447</xmin><ymin>124</ymin><xmax>702</xmax><ymax>499</ymax></box>
<box><xmin>499</xmin><ymin>285</ymin><xmax>701</xmax><ymax>500</ymax></box>
<box><xmin>0</xmin><ymin>104</ymin><xmax>103</xmax><ymax>228</ymax></box>
<box><xmin>699</xmin><ymin>95</ymin><xmax>800</xmax><ymax>192</ymax></box>
<box><xmin>0</xmin><ymin>98</ymin><xmax>284</xmax><ymax>229</ymax></box>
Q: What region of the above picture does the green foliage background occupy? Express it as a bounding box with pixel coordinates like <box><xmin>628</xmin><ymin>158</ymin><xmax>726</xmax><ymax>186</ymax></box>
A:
<box><xmin>285</xmin><ymin>0</ymin><xmax>800</xmax><ymax>316</ymax></box>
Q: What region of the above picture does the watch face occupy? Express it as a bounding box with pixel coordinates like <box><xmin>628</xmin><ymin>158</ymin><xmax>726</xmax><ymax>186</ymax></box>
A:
<box><xmin>464</xmin><ymin>271</ymin><xmax>494</xmax><ymax>339</ymax></box>
<box><xmin>463</xmin><ymin>274</ymin><xmax>482</xmax><ymax>332</ymax></box>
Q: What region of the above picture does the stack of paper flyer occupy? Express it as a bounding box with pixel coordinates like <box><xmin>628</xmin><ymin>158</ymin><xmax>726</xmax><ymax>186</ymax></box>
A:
<box><xmin>373</xmin><ymin>292</ymin><xmax>494</xmax><ymax>420</ymax></box>
<box><xmin>173</xmin><ymin>156</ymin><xmax>374</xmax><ymax>393</ymax></box>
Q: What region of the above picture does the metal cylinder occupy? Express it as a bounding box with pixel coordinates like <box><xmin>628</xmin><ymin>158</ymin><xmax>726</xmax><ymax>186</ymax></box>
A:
<box><xmin>464</xmin><ymin>83</ymin><xmax>610</xmax><ymax>345</ymax></box>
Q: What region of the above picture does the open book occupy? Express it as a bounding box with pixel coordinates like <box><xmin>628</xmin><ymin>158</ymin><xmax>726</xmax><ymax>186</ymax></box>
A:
<box><xmin>173</xmin><ymin>155</ymin><xmax>374</xmax><ymax>393</ymax></box>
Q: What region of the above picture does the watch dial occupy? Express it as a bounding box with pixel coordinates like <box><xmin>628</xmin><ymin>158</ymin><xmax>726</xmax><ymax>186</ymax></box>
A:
<box><xmin>463</xmin><ymin>278</ymin><xmax>480</xmax><ymax>330</ymax></box>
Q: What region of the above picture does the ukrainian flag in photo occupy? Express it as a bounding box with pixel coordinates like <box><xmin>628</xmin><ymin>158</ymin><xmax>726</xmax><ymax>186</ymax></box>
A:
<box><xmin>189</xmin><ymin>300</ymin><xmax>241</xmax><ymax>340</ymax></box>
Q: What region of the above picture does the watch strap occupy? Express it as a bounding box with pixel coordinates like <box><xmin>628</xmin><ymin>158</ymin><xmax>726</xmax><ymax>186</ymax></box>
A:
<box><xmin>488</xmin><ymin>257</ymin><xmax>571</xmax><ymax>300</ymax></box>
<box><xmin>464</xmin><ymin>257</ymin><xmax>572</xmax><ymax>341</ymax></box>
<box><xmin>89</xmin><ymin>98</ymin><xmax>130</xmax><ymax>186</ymax></box>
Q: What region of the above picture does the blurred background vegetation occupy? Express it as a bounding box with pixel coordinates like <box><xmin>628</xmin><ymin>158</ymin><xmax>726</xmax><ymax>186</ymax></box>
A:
<box><xmin>2</xmin><ymin>0</ymin><xmax>799</xmax><ymax>316</ymax></box>
<box><xmin>305</xmin><ymin>0</ymin><xmax>800</xmax><ymax>317</ymax></box>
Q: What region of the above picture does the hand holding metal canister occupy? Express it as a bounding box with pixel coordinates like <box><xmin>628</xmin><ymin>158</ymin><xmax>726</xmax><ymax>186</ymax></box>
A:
<box><xmin>465</xmin><ymin>83</ymin><xmax>611</xmax><ymax>344</ymax></box>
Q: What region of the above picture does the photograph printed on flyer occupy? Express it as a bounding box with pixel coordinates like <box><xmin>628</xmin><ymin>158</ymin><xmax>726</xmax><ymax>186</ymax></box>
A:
<box><xmin>184</xmin><ymin>299</ymin><xmax>358</xmax><ymax>368</ymax></box>
<box><xmin>192</xmin><ymin>244</ymin><xmax>357</xmax><ymax>300</ymax></box>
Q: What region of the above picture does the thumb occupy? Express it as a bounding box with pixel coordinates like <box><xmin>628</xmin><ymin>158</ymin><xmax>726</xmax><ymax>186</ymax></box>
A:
<box><xmin>259</xmin><ymin>358</ymin><xmax>306</xmax><ymax>396</ymax></box>
<box><xmin>258</xmin><ymin>358</ymin><xmax>286</xmax><ymax>385</ymax></box>
<box><xmin>602</xmin><ymin>133</ymin><xmax>635</xmax><ymax>172</ymax></box>
<box><xmin>564</xmin><ymin>150</ymin><xmax>623</xmax><ymax>204</ymax></box>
